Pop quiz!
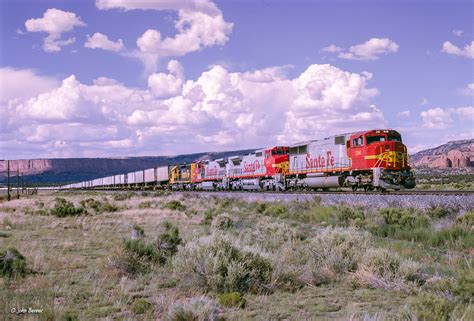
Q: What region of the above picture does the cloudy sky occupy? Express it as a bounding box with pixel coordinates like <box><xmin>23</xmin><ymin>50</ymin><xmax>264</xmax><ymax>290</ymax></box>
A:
<box><xmin>0</xmin><ymin>0</ymin><xmax>472</xmax><ymax>159</ymax></box>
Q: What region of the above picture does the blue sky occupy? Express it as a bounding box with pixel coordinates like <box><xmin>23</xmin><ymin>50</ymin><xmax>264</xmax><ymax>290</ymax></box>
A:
<box><xmin>0</xmin><ymin>0</ymin><xmax>472</xmax><ymax>159</ymax></box>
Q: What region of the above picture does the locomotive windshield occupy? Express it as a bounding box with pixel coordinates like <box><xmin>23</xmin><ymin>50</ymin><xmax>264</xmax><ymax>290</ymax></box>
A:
<box><xmin>388</xmin><ymin>135</ymin><xmax>402</xmax><ymax>142</ymax></box>
<box><xmin>272</xmin><ymin>147</ymin><xmax>288</xmax><ymax>155</ymax></box>
<box><xmin>366</xmin><ymin>135</ymin><xmax>386</xmax><ymax>145</ymax></box>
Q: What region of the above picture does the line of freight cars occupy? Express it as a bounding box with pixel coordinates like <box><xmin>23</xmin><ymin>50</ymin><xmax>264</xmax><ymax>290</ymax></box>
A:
<box><xmin>61</xmin><ymin>129</ymin><xmax>416</xmax><ymax>191</ymax></box>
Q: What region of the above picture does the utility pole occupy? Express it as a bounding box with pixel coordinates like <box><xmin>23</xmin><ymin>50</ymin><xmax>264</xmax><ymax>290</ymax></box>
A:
<box><xmin>7</xmin><ymin>160</ymin><xmax>11</xmax><ymax>201</ymax></box>
<box><xmin>16</xmin><ymin>169</ymin><xmax>20</xmax><ymax>199</ymax></box>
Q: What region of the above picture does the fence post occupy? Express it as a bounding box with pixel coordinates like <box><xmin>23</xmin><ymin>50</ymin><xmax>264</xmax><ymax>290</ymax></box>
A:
<box><xmin>17</xmin><ymin>169</ymin><xmax>20</xmax><ymax>199</ymax></box>
<box><xmin>7</xmin><ymin>160</ymin><xmax>11</xmax><ymax>201</ymax></box>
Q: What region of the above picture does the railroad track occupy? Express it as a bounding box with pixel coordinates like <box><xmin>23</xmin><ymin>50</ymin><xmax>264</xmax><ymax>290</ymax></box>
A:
<box><xmin>66</xmin><ymin>188</ymin><xmax>474</xmax><ymax>196</ymax></box>
<box><xmin>184</xmin><ymin>189</ymin><xmax>474</xmax><ymax>196</ymax></box>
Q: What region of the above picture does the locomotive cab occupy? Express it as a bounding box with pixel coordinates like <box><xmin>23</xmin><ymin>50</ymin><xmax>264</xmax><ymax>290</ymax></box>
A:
<box><xmin>348</xmin><ymin>130</ymin><xmax>415</xmax><ymax>189</ymax></box>
<box><xmin>264</xmin><ymin>146</ymin><xmax>289</xmax><ymax>176</ymax></box>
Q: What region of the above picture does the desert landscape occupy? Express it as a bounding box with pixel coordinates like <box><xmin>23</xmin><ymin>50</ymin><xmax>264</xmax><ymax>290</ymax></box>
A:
<box><xmin>1</xmin><ymin>190</ymin><xmax>472</xmax><ymax>320</ymax></box>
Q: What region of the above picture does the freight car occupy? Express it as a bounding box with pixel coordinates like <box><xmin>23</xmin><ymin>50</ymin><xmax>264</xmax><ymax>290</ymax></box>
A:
<box><xmin>61</xmin><ymin>129</ymin><xmax>415</xmax><ymax>191</ymax></box>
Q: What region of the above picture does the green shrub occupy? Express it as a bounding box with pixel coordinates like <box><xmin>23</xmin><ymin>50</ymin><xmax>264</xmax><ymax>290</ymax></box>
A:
<box><xmin>310</xmin><ymin>227</ymin><xmax>370</xmax><ymax>275</ymax></box>
<box><xmin>156</xmin><ymin>221</ymin><xmax>182</xmax><ymax>257</ymax></box>
<box><xmin>62</xmin><ymin>311</ymin><xmax>79</xmax><ymax>321</ymax></box>
<box><xmin>454</xmin><ymin>268</ymin><xmax>474</xmax><ymax>303</ymax></box>
<box><xmin>166</xmin><ymin>296</ymin><xmax>222</xmax><ymax>321</ymax></box>
<box><xmin>50</xmin><ymin>197</ymin><xmax>85</xmax><ymax>217</ymax></box>
<box><xmin>101</xmin><ymin>202</ymin><xmax>119</xmax><ymax>212</ymax></box>
<box><xmin>217</xmin><ymin>292</ymin><xmax>246</xmax><ymax>308</ymax></box>
<box><xmin>80</xmin><ymin>198</ymin><xmax>102</xmax><ymax>211</ymax></box>
<box><xmin>379</xmin><ymin>208</ymin><xmax>427</xmax><ymax>229</ymax></box>
<box><xmin>113</xmin><ymin>192</ymin><xmax>135</xmax><ymax>201</ymax></box>
<box><xmin>173</xmin><ymin>236</ymin><xmax>272</xmax><ymax>294</ymax></box>
<box><xmin>132</xmin><ymin>299</ymin><xmax>153</xmax><ymax>314</ymax></box>
<box><xmin>410</xmin><ymin>293</ymin><xmax>456</xmax><ymax>321</ymax></box>
<box><xmin>370</xmin><ymin>225</ymin><xmax>473</xmax><ymax>250</ymax></box>
<box><xmin>337</xmin><ymin>206</ymin><xmax>366</xmax><ymax>227</ymax></box>
<box><xmin>262</xmin><ymin>204</ymin><xmax>288</xmax><ymax>218</ymax></box>
<box><xmin>138</xmin><ymin>201</ymin><xmax>152</xmax><ymax>209</ymax></box>
<box><xmin>255</xmin><ymin>202</ymin><xmax>267</xmax><ymax>214</ymax></box>
<box><xmin>163</xmin><ymin>200</ymin><xmax>186</xmax><ymax>211</ymax></box>
<box><xmin>132</xmin><ymin>224</ymin><xmax>145</xmax><ymax>238</ymax></box>
<box><xmin>79</xmin><ymin>198</ymin><xmax>118</xmax><ymax>213</ymax></box>
<box><xmin>202</xmin><ymin>209</ymin><xmax>214</xmax><ymax>225</ymax></box>
<box><xmin>295</xmin><ymin>205</ymin><xmax>339</xmax><ymax>225</ymax></box>
<box><xmin>356</xmin><ymin>247</ymin><xmax>424</xmax><ymax>289</ymax></box>
<box><xmin>0</xmin><ymin>247</ymin><xmax>28</xmax><ymax>279</ymax></box>
<box><xmin>212</xmin><ymin>214</ymin><xmax>234</xmax><ymax>230</ymax></box>
<box><xmin>456</xmin><ymin>211</ymin><xmax>474</xmax><ymax>227</ymax></box>
<box><xmin>110</xmin><ymin>249</ymin><xmax>149</xmax><ymax>276</ymax></box>
<box><xmin>123</xmin><ymin>239</ymin><xmax>165</xmax><ymax>264</ymax></box>
<box><xmin>426</xmin><ymin>206</ymin><xmax>450</xmax><ymax>219</ymax></box>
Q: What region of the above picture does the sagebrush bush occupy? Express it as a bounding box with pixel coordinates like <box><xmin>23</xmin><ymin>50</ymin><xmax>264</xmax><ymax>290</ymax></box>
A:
<box><xmin>212</xmin><ymin>214</ymin><xmax>234</xmax><ymax>230</ymax></box>
<box><xmin>165</xmin><ymin>296</ymin><xmax>222</xmax><ymax>321</ymax></box>
<box><xmin>123</xmin><ymin>239</ymin><xmax>165</xmax><ymax>264</ymax></box>
<box><xmin>309</xmin><ymin>227</ymin><xmax>370</xmax><ymax>276</ymax></box>
<box><xmin>270</xmin><ymin>241</ymin><xmax>314</xmax><ymax>290</ymax></box>
<box><xmin>240</xmin><ymin>218</ymin><xmax>304</xmax><ymax>251</ymax></box>
<box><xmin>426</xmin><ymin>206</ymin><xmax>450</xmax><ymax>219</ymax></box>
<box><xmin>202</xmin><ymin>209</ymin><xmax>214</xmax><ymax>225</ymax></box>
<box><xmin>172</xmin><ymin>235</ymin><xmax>272</xmax><ymax>294</ymax></box>
<box><xmin>138</xmin><ymin>201</ymin><xmax>153</xmax><ymax>209</ymax></box>
<box><xmin>113</xmin><ymin>192</ymin><xmax>136</xmax><ymax>201</ymax></box>
<box><xmin>0</xmin><ymin>247</ymin><xmax>28</xmax><ymax>279</ymax></box>
<box><xmin>80</xmin><ymin>198</ymin><xmax>102</xmax><ymax>212</ymax></box>
<box><xmin>355</xmin><ymin>247</ymin><xmax>424</xmax><ymax>290</ymax></box>
<box><xmin>156</xmin><ymin>221</ymin><xmax>182</xmax><ymax>257</ymax></box>
<box><xmin>163</xmin><ymin>200</ymin><xmax>186</xmax><ymax>211</ymax></box>
<box><xmin>262</xmin><ymin>204</ymin><xmax>288</xmax><ymax>218</ymax></box>
<box><xmin>110</xmin><ymin>248</ymin><xmax>150</xmax><ymax>276</ymax></box>
<box><xmin>379</xmin><ymin>208</ymin><xmax>428</xmax><ymax>229</ymax></box>
<box><xmin>217</xmin><ymin>292</ymin><xmax>246</xmax><ymax>308</ymax></box>
<box><xmin>456</xmin><ymin>211</ymin><xmax>474</xmax><ymax>227</ymax></box>
<box><xmin>50</xmin><ymin>197</ymin><xmax>85</xmax><ymax>217</ymax></box>
<box><xmin>132</xmin><ymin>299</ymin><xmax>153</xmax><ymax>314</ymax></box>
<box><xmin>132</xmin><ymin>224</ymin><xmax>145</xmax><ymax>239</ymax></box>
<box><xmin>337</xmin><ymin>206</ymin><xmax>366</xmax><ymax>227</ymax></box>
<box><xmin>409</xmin><ymin>293</ymin><xmax>456</xmax><ymax>321</ymax></box>
<box><xmin>80</xmin><ymin>198</ymin><xmax>118</xmax><ymax>213</ymax></box>
<box><xmin>370</xmin><ymin>224</ymin><xmax>473</xmax><ymax>250</ymax></box>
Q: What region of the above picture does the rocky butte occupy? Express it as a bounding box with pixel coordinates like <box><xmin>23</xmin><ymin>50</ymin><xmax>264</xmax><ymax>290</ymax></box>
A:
<box><xmin>410</xmin><ymin>139</ymin><xmax>473</xmax><ymax>169</ymax></box>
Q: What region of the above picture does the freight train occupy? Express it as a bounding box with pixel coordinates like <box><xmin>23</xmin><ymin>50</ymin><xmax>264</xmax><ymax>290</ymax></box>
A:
<box><xmin>61</xmin><ymin>129</ymin><xmax>416</xmax><ymax>191</ymax></box>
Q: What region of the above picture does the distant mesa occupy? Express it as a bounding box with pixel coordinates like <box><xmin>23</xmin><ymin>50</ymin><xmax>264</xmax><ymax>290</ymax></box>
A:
<box><xmin>0</xmin><ymin>150</ymin><xmax>256</xmax><ymax>184</ymax></box>
<box><xmin>410</xmin><ymin>139</ymin><xmax>473</xmax><ymax>169</ymax></box>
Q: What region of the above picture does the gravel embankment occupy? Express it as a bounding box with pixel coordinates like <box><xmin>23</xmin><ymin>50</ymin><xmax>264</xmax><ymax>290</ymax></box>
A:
<box><xmin>180</xmin><ymin>192</ymin><xmax>474</xmax><ymax>211</ymax></box>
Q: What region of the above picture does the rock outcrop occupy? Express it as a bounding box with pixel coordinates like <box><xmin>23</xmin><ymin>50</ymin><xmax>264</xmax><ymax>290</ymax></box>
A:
<box><xmin>410</xmin><ymin>139</ymin><xmax>473</xmax><ymax>169</ymax></box>
<box><xmin>0</xmin><ymin>149</ymin><xmax>256</xmax><ymax>184</ymax></box>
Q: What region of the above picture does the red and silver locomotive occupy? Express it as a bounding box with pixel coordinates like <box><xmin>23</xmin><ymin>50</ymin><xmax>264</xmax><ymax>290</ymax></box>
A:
<box><xmin>174</xmin><ymin>129</ymin><xmax>415</xmax><ymax>191</ymax></box>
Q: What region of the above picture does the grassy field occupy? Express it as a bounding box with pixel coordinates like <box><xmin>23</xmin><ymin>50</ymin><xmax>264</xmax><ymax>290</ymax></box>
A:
<box><xmin>0</xmin><ymin>191</ymin><xmax>472</xmax><ymax>320</ymax></box>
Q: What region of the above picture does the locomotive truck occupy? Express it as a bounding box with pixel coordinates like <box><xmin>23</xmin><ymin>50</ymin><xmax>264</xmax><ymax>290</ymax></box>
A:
<box><xmin>62</xmin><ymin>129</ymin><xmax>416</xmax><ymax>191</ymax></box>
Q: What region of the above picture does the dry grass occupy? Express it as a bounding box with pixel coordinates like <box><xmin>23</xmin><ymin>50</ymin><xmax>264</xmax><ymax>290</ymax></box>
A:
<box><xmin>0</xmin><ymin>191</ymin><xmax>472</xmax><ymax>320</ymax></box>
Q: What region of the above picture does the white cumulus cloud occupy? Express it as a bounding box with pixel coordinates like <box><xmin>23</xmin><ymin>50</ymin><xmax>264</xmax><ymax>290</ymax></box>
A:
<box><xmin>420</xmin><ymin>107</ymin><xmax>452</xmax><ymax>129</ymax></box>
<box><xmin>148</xmin><ymin>60</ymin><xmax>184</xmax><ymax>97</ymax></box>
<box><xmin>85</xmin><ymin>32</ymin><xmax>124</xmax><ymax>52</ymax></box>
<box><xmin>96</xmin><ymin>0</ymin><xmax>233</xmax><ymax>73</ymax></box>
<box><xmin>2</xmin><ymin>63</ymin><xmax>383</xmax><ymax>158</ymax></box>
<box><xmin>452</xmin><ymin>29</ymin><xmax>463</xmax><ymax>37</ymax></box>
<box><xmin>25</xmin><ymin>8</ymin><xmax>86</xmax><ymax>52</ymax></box>
<box><xmin>321</xmin><ymin>44</ymin><xmax>342</xmax><ymax>53</ymax></box>
<box><xmin>441</xmin><ymin>41</ymin><xmax>474</xmax><ymax>59</ymax></box>
<box><xmin>331</xmin><ymin>38</ymin><xmax>399</xmax><ymax>61</ymax></box>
